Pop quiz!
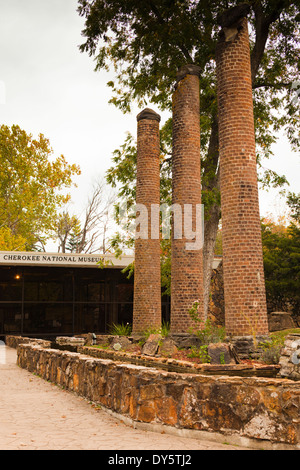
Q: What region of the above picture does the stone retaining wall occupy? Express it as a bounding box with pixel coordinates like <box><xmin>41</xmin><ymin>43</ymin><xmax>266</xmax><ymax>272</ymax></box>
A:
<box><xmin>5</xmin><ymin>335</ymin><xmax>51</xmax><ymax>349</ymax></box>
<box><xmin>280</xmin><ymin>334</ymin><xmax>300</xmax><ymax>381</ymax></box>
<box><xmin>16</xmin><ymin>342</ymin><xmax>300</xmax><ymax>449</ymax></box>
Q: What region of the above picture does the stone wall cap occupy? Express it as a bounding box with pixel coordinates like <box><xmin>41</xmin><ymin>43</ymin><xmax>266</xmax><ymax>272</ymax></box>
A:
<box><xmin>176</xmin><ymin>64</ymin><xmax>201</xmax><ymax>83</ymax></box>
<box><xmin>136</xmin><ymin>108</ymin><xmax>161</xmax><ymax>122</ymax></box>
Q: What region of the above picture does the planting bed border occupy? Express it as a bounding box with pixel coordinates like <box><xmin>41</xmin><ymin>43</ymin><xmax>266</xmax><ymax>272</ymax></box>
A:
<box><xmin>7</xmin><ymin>336</ymin><xmax>300</xmax><ymax>450</ymax></box>
<box><xmin>78</xmin><ymin>345</ymin><xmax>281</xmax><ymax>378</ymax></box>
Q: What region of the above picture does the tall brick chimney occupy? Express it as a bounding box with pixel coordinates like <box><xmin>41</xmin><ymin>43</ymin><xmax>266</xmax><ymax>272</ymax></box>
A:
<box><xmin>132</xmin><ymin>108</ymin><xmax>162</xmax><ymax>333</ymax></box>
<box><xmin>216</xmin><ymin>11</ymin><xmax>269</xmax><ymax>337</ymax></box>
<box><xmin>171</xmin><ymin>65</ymin><xmax>205</xmax><ymax>333</ymax></box>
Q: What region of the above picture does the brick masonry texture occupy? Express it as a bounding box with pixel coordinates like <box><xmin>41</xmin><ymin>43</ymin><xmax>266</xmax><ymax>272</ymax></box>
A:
<box><xmin>216</xmin><ymin>18</ymin><xmax>269</xmax><ymax>336</ymax></box>
<box><xmin>133</xmin><ymin>109</ymin><xmax>162</xmax><ymax>332</ymax></box>
<box><xmin>16</xmin><ymin>342</ymin><xmax>300</xmax><ymax>449</ymax></box>
<box><xmin>171</xmin><ymin>65</ymin><xmax>204</xmax><ymax>333</ymax></box>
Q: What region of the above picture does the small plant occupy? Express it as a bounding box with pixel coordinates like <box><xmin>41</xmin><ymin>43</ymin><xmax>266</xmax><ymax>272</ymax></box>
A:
<box><xmin>238</xmin><ymin>310</ymin><xmax>260</xmax><ymax>349</ymax></box>
<box><xmin>259</xmin><ymin>335</ymin><xmax>285</xmax><ymax>364</ymax></box>
<box><xmin>219</xmin><ymin>352</ymin><xmax>225</xmax><ymax>364</ymax></box>
<box><xmin>94</xmin><ymin>343</ymin><xmax>109</xmax><ymax>349</ymax></box>
<box><xmin>188</xmin><ymin>301</ymin><xmax>225</xmax><ymax>345</ymax></box>
<box><xmin>141</xmin><ymin>320</ymin><xmax>170</xmax><ymax>341</ymax></box>
<box><xmin>108</xmin><ymin>322</ymin><xmax>132</xmax><ymax>336</ymax></box>
<box><xmin>161</xmin><ymin>320</ymin><xmax>170</xmax><ymax>338</ymax></box>
<box><xmin>187</xmin><ymin>345</ymin><xmax>211</xmax><ymax>363</ymax></box>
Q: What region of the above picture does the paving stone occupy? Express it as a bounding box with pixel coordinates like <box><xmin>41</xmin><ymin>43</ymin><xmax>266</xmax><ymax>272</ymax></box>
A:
<box><xmin>0</xmin><ymin>347</ymin><xmax>251</xmax><ymax>450</ymax></box>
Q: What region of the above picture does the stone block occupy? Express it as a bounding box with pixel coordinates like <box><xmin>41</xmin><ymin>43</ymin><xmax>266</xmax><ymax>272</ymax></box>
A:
<box><xmin>207</xmin><ymin>343</ymin><xmax>238</xmax><ymax>364</ymax></box>
<box><xmin>109</xmin><ymin>336</ymin><xmax>132</xmax><ymax>351</ymax></box>
<box><xmin>141</xmin><ymin>334</ymin><xmax>162</xmax><ymax>356</ymax></box>
<box><xmin>268</xmin><ymin>312</ymin><xmax>296</xmax><ymax>332</ymax></box>
<box><xmin>157</xmin><ymin>337</ymin><xmax>178</xmax><ymax>357</ymax></box>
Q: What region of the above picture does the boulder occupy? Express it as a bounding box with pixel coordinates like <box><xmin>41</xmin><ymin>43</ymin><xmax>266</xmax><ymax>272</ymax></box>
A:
<box><xmin>158</xmin><ymin>337</ymin><xmax>178</xmax><ymax>357</ymax></box>
<box><xmin>56</xmin><ymin>336</ymin><xmax>85</xmax><ymax>346</ymax></box>
<box><xmin>207</xmin><ymin>342</ymin><xmax>239</xmax><ymax>364</ymax></box>
<box><xmin>109</xmin><ymin>336</ymin><xmax>132</xmax><ymax>351</ymax></box>
<box><xmin>268</xmin><ymin>311</ymin><xmax>295</xmax><ymax>332</ymax></box>
<box><xmin>142</xmin><ymin>334</ymin><xmax>162</xmax><ymax>356</ymax></box>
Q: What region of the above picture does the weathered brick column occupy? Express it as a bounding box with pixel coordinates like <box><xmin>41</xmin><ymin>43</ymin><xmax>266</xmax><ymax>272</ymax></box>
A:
<box><xmin>171</xmin><ymin>65</ymin><xmax>204</xmax><ymax>333</ymax></box>
<box><xmin>216</xmin><ymin>11</ymin><xmax>269</xmax><ymax>337</ymax></box>
<box><xmin>132</xmin><ymin>108</ymin><xmax>162</xmax><ymax>333</ymax></box>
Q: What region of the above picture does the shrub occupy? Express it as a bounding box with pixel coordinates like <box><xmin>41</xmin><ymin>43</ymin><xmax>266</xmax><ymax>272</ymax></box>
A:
<box><xmin>259</xmin><ymin>333</ymin><xmax>285</xmax><ymax>364</ymax></box>
<box><xmin>188</xmin><ymin>301</ymin><xmax>226</xmax><ymax>345</ymax></box>
<box><xmin>108</xmin><ymin>322</ymin><xmax>132</xmax><ymax>336</ymax></box>
<box><xmin>187</xmin><ymin>345</ymin><xmax>211</xmax><ymax>363</ymax></box>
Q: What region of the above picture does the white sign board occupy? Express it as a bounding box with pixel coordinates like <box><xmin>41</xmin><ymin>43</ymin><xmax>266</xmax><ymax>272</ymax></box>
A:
<box><xmin>0</xmin><ymin>252</ymin><xmax>134</xmax><ymax>269</ymax></box>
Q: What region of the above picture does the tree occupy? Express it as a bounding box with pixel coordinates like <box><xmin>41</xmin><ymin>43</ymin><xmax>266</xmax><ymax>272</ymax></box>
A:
<box><xmin>56</xmin><ymin>179</ymin><xmax>115</xmax><ymax>253</ymax></box>
<box><xmin>262</xmin><ymin>196</ymin><xmax>300</xmax><ymax>319</ymax></box>
<box><xmin>0</xmin><ymin>227</ymin><xmax>27</xmax><ymax>252</ymax></box>
<box><xmin>78</xmin><ymin>0</ymin><xmax>300</xmax><ymax>312</ymax></box>
<box><xmin>56</xmin><ymin>212</ymin><xmax>82</xmax><ymax>253</ymax></box>
<box><xmin>0</xmin><ymin>124</ymin><xmax>81</xmax><ymax>250</ymax></box>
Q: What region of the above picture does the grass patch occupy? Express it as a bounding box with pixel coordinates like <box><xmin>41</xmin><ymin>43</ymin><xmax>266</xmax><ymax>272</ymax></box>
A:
<box><xmin>260</xmin><ymin>328</ymin><xmax>300</xmax><ymax>364</ymax></box>
<box><xmin>270</xmin><ymin>328</ymin><xmax>300</xmax><ymax>340</ymax></box>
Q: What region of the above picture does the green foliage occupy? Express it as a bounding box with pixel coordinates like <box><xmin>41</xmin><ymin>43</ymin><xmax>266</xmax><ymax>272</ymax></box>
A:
<box><xmin>78</xmin><ymin>0</ymin><xmax>300</xmax><ymax>161</ymax></box>
<box><xmin>188</xmin><ymin>301</ymin><xmax>226</xmax><ymax>344</ymax></box>
<box><xmin>0</xmin><ymin>227</ymin><xmax>27</xmax><ymax>251</ymax></box>
<box><xmin>262</xmin><ymin>206</ymin><xmax>300</xmax><ymax>315</ymax></box>
<box><xmin>258</xmin><ymin>328</ymin><xmax>300</xmax><ymax>364</ymax></box>
<box><xmin>287</xmin><ymin>191</ymin><xmax>300</xmax><ymax>223</ymax></box>
<box><xmin>139</xmin><ymin>321</ymin><xmax>171</xmax><ymax>344</ymax></box>
<box><xmin>187</xmin><ymin>345</ymin><xmax>211</xmax><ymax>363</ymax></box>
<box><xmin>78</xmin><ymin>0</ymin><xmax>299</xmax><ymax>300</ymax></box>
<box><xmin>0</xmin><ymin>124</ymin><xmax>80</xmax><ymax>250</ymax></box>
<box><xmin>108</xmin><ymin>322</ymin><xmax>132</xmax><ymax>336</ymax></box>
<box><xmin>161</xmin><ymin>320</ymin><xmax>171</xmax><ymax>338</ymax></box>
<box><xmin>259</xmin><ymin>335</ymin><xmax>284</xmax><ymax>364</ymax></box>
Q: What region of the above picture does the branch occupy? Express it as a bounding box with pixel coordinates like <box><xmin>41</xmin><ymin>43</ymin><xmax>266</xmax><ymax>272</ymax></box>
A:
<box><xmin>253</xmin><ymin>81</ymin><xmax>291</xmax><ymax>90</ymax></box>
<box><xmin>250</xmin><ymin>0</ymin><xmax>288</xmax><ymax>82</ymax></box>
<box><xmin>148</xmin><ymin>0</ymin><xmax>194</xmax><ymax>63</ymax></box>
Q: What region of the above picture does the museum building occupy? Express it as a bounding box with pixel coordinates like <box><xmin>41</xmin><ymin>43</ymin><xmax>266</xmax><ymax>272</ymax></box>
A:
<box><xmin>0</xmin><ymin>251</ymin><xmax>141</xmax><ymax>340</ymax></box>
<box><xmin>0</xmin><ymin>251</ymin><xmax>221</xmax><ymax>340</ymax></box>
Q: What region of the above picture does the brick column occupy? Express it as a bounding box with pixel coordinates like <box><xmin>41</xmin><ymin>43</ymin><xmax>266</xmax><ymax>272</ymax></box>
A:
<box><xmin>216</xmin><ymin>14</ymin><xmax>269</xmax><ymax>337</ymax></box>
<box><xmin>132</xmin><ymin>108</ymin><xmax>162</xmax><ymax>333</ymax></box>
<box><xmin>171</xmin><ymin>65</ymin><xmax>204</xmax><ymax>333</ymax></box>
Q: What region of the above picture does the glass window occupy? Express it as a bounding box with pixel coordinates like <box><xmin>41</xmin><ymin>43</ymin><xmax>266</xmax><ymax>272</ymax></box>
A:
<box><xmin>22</xmin><ymin>303</ymin><xmax>73</xmax><ymax>335</ymax></box>
<box><xmin>0</xmin><ymin>282</ymin><xmax>22</xmax><ymax>301</ymax></box>
<box><xmin>116</xmin><ymin>284</ymin><xmax>133</xmax><ymax>302</ymax></box>
<box><xmin>23</xmin><ymin>268</ymin><xmax>73</xmax><ymax>302</ymax></box>
<box><xmin>117</xmin><ymin>303</ymin><xmax>133</xmax><ymax>326</ymax></box>
<box><xmin>74</xmin><ymin>304</ymin><xmax>106</xmax><ymax>334</ymax></box>
<box><xmin>0</xmin><ymin>304</ymin><xmax>22</xmax><ymax>334</ymax></box>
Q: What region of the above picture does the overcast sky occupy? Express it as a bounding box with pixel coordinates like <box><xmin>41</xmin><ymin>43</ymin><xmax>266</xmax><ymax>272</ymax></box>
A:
<box><xmin>0</xmin><ymin>0</ymin><xmax>299</xmax><ymax>246</ymax></box>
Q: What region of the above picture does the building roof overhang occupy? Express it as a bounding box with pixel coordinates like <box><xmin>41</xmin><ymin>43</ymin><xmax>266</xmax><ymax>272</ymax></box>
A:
<box><xmin>0</xmin><ymin>251</ymin><xmax>134</xmax><ymax>269</ymax></box>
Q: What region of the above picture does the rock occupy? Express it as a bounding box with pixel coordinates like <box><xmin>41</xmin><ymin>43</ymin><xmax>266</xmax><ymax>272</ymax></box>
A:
<box><xmin>109</xmin><ymin>336</ymin><xmax>132</xmax><ymax>351</ymax></box>
<box><xmin>229</xmin><ymin>335</ymin><xmax>270</xmax><ymax>359</ymax></box>
<box><xmin>268</xmin><ymin>311</ymin><xmax>295</xmax><ymax>332</ymax></box>
<box><xmin>85</xmin><ymin>333</ymin><xmax>97</xmax><ymax>346</ymax></box>
<box><xmin>158</xmin><ymin>337</ymin><xmax>178</xmax><ymax>357</ymax></box>
<box><xmin>207</xmin><ymin>343</ymin><xmax>238</xmax><ymax>364</ymax></box>
<box><xmin>142</xmin><ymin>334</ymin><xmax>162</xmax><ymax>356</ymax></box>
<box><xmin>56</xmin><ymin>336</ymin><xmax>85</xmax><ymax>346</ymax></box>
<box><xmin>168</xmin><ymin>333</ymin><xmax>203</xmax><ymax>349</ymax></box>
<box><xmin>279</xmin><ymin>334</ymin><xmax>300</xmax><ymax>380</ymax></box>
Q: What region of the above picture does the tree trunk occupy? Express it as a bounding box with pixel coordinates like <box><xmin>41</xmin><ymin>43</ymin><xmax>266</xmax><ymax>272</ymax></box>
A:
<box><xmin>202</xmin><ymin>115</ymin><xmax>221</xmax><ymax>317</ymax></box>
<box><xmin>203</xmin><ymin>197</ymin><xmax>221</xmax><ymax>318</ymax></box>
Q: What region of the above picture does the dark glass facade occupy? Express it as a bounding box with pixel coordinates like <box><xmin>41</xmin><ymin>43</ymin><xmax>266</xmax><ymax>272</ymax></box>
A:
<box><xmin>0</xmin><ymin>265</ymin><xmax>134</xmax><ymax>339</ymax></box>
<box><xmin>0</xmin><ymin>264</ymin><xmax>170</xmax><ymax>340</ymax></box>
